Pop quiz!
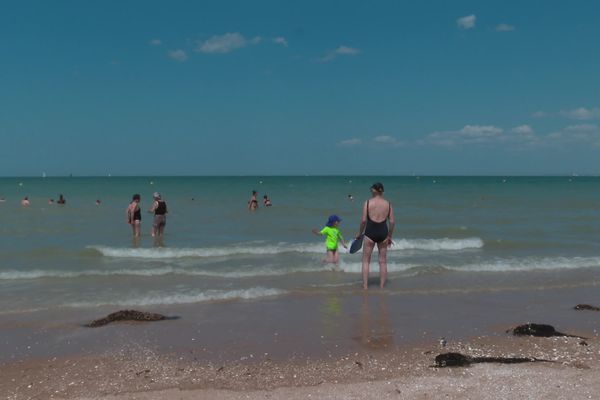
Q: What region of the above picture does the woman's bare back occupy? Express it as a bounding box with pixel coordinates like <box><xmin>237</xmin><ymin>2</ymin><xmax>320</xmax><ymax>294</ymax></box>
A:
<box><xmin>367</xmin><ymin>197</ymin><xmax>390</xmax><ymax>223</ymax></box>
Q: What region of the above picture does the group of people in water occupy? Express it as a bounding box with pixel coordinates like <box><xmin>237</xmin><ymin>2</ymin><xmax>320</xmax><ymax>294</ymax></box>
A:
<box><xmin>8</xmin><ymin>182</ymin><xmax>394</xmax><ymax>289</ymax></box>
<box><xmin>247</xmin><ymin>190</ymin><xmax>272</xmax><ymax>210</ymax></box>
<box><xmin>11</xmin><ymin>194</ymin><xmax>102</xmax><ymax>206</ymax></box>
<box><xmin>126</xmin><ymin>192</ymin><xmax>168</xmax><ymax>238</ymax></box>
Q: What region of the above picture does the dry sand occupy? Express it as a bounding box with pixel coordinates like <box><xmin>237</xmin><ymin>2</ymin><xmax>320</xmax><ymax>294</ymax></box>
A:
<box><xmin>3</xmin><ymin>333</ymin><xmax>598</xmax><ymax>400</ymax></box>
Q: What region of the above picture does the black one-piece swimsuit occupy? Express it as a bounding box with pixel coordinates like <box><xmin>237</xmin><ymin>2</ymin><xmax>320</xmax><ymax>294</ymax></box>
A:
<box><xmin>364</xmin><ymin>200</ymin><xmax>389</xmax><ymax>243</ymax></box>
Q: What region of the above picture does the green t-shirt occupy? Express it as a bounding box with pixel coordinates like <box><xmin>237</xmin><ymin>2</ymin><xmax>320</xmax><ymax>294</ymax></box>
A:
<box><xmin>320</xmin><ymin>226</ymin><xmax>344</xmax><ymax>250</ymax></box>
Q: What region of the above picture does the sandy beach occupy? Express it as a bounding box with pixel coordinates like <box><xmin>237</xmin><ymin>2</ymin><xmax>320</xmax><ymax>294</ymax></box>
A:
<box><xmin>2</xmin><ymin>333</ymin><xmax>598</xmax><ymax>399</ymax></box>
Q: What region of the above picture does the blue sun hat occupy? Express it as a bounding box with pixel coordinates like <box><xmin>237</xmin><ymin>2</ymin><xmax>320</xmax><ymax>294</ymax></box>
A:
<box><xmin>327</xmin><ymin>215</ymin><xmax>342</xmax><ymax>227</ymax></box>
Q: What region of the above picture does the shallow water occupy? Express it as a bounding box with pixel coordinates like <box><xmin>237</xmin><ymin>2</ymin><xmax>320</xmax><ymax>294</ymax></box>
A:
<box><xmin>1</xmin><ymin>176</ymin><xmax>600</xmax><ymax>313</ymax></box>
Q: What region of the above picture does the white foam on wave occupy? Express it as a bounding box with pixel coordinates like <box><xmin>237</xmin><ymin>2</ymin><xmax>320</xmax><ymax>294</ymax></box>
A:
<box><xmin>4</xmin><ymin>254</ymin><xmax>599</xmax><ymax>282</ymax></box>
<box><xmin>390</xmin><ymin>237</ymin><xmax>484</xmax><ymax>251</ymax></box>
<box><xmin>88</xmin><ymin>238</ymin><xmax>484</xmax><ymax>260</ymax></box>
<box><xmin>68</xmin><ymin>287</ymin><xmax>285</xmax><ymax>307</ymax></box>
<box><xmin>340</xmin><ymin>256</ymin><xmax>600</xmax><ymax>274</ymax></box>
<box><xmin>0</xmin><ymin>265</ymin><xmax>327</xmax><ymax>280</ymax></box>
<box><xmin>456</xmin><ymin>256</ymin><xmax>600</xmax><ymax>272</ymax></box>
<box><xmin>88</xmin><ymin>244</ymin><xmax>324</xmax><ymax>258</ymax></box>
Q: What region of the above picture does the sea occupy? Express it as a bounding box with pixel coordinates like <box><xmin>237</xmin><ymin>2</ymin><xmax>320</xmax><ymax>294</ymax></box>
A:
<box><xmin>1</xmin><ymin>176</ymin><xmax>600</xmax><ymax>361</ymax></box>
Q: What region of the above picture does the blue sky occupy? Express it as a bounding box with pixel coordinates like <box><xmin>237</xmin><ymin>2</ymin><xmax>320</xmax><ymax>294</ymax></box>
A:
<box><xmin>1</xmin><ymin>0</ymin><xmax>599</xmax><ymax>176</ymax></box>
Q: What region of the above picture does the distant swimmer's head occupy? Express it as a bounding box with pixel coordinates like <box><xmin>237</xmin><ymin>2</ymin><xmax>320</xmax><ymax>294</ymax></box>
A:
<box><xmin>327</xmin><ymin>215</ymin><xmax>342</xmax><ymax>227</ymax></box>
<box><xmin>153</xmin><ymin>192</ymin><xmax>161</xmax><ymax>199</ymax></box>
<box><xmin>132</xmin><ymin>194</ymin><xmax>141</xmax><ymax>202</ymax></box>
<box><xmin>370</xmin><ymin>182</ymin><xmax>384</xmax><ymax>194</ymax></box>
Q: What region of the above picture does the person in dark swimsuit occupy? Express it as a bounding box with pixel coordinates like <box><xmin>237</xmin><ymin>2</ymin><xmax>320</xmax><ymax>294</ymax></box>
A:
<box><xmin>149</xmin><ymin>192</ymin><xmax>167</xmax><ymax>237</ymax></box>
<box><xmin>356</xmin><ymin>182</ymin><xmax>395</xmax><ymax>289</ymax></box>
<box><xmin>364</xmin><ymin>200</ymin><xmax>390</xmax><ymax>243</ymax></box>
<box><xmin>248</xmin><ymin>190</ymin><xmax>259</xmax><ymax>211</ymax></box>
<box><xmin>126</xmin><ymin>194</ymin><xmax>142</xmax><ymax>237</ymax></box>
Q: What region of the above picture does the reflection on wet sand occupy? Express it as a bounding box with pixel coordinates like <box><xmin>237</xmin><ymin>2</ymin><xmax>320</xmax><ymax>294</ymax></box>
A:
<box><xmin>355</xmin><ymin>293</ymin><xmax>394</xmax><ymax>350</ymax></box>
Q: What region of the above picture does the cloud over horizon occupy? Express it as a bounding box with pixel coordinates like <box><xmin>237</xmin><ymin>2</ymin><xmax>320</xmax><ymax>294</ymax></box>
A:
<box><xmin>373</xmin><ymin>135</ymin><xmax>404</xmax><ymax>147</ymax></box>
<box><xmin>559</xmin><ymin>107</ymin><xmax>600</xmax><ymax>120</ymax></box>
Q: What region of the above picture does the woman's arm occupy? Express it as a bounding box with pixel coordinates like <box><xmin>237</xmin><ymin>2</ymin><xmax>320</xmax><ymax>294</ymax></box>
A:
<box><xmin>387</xmin><ymin>202</ymin><xmax>395</xmax><ymax>243</ymax></box>
<box><xmin>356</xmin><ymin>201</ymin><xmax>368</xmax><ymax>238</ymax></box>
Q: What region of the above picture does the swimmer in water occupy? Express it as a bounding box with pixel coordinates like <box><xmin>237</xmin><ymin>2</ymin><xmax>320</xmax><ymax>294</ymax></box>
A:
<box><xmin>21</xmin><ymin>197</ymin><xmax>30</xmax><ymax>207</ymax></box>
<box><xmin>149</xmin><ymin>192</ymin><xmax>167</xmax><ymax>237</ymax></box>
<box><xmin>126</xmin><ymin>194</ymin><xmax>142</xmax><ymax>237</ymax></box>
<box><xmin>57</xmin><ymin>194</ymin><xmax>66</xmax><ymax>205</ymax></box>
<box><xmin>263</xmin><ymin>194</ymin><xmax>272</xmax><ymax>207</ymax></box>
<box><xmin>248</xmin><ymin>190</ymin><xmax>259</xmax><ymax>211</ymax></box>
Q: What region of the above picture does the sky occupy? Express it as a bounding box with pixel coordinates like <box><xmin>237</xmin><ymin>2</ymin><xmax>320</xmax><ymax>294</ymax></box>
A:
<box><xmin>1</xmin><ymin>0</ymin><xmax>599</xmax><ymax>176</ymax></box>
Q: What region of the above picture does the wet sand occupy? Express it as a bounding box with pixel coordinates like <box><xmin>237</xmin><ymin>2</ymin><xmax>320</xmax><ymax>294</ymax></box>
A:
<box><xmin>2</xmin><ymin>285</ymin><xmax>600</xmax><ymax>399</ymax></box>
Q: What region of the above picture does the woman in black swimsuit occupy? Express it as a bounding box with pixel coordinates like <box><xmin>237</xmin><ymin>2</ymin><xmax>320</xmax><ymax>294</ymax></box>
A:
<box><xmin>355</xmin><ymin>182</ymin><xmax>395</xmax><ymax>289</ymax></box>
<box><xmin>126</xmin><ymin>194</ymin><xmax>142</xmax><ymax>237</ymax></box>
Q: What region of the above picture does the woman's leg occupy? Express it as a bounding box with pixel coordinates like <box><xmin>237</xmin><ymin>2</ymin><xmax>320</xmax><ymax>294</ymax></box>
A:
<box><xmin>362</xmin><ymin>237</ymin><xmax>375</xmax><ymax>289</ymax></box>
<box><xmin>377</xmin><ymin>241</ymin><xmax>388</xmax><ymax>288</ymax></box>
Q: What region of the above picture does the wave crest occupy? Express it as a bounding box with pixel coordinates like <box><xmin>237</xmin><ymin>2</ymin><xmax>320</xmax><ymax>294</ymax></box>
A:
<box><xmin>70</xmin><ymin>287</ymin><xmax>285</xmax><ymax>307</ymax></box>
<box><xmin>87</xmin><ymin>238</ymin><xmax>483</xmax><ymax>259</ymax></box>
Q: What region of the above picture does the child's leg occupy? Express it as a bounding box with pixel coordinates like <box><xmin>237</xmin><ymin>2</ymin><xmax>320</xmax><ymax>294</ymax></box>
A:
<box><xmin>325</xmin><ymin>250</ymin><xmax>335</xmax><ymax>263</ymax></box>
<box><xmin>333</xmin><ymin>249</ymin><xmax>340</xmax><ymax>264</ymax></box>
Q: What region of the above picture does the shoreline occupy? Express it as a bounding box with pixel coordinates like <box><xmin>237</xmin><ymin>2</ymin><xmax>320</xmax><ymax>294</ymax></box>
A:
<box><xmin>2</xmin><ymin>284</ymin><xmax>600</xmax><ymax>399</ymax></box>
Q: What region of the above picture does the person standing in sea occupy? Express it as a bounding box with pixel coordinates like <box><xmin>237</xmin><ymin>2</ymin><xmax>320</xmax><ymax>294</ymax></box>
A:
<box><xmin>248</xmin><ymin>190</ymin><xmax>259</xmax><ymax>211</ymax></box>
<box><xmin>149</xmin><ymin>192</ymin><xmax>167</xmax><ymax>237</ymax></box>
<box><xmin>126</xmin><ymin>194</ymin><xmax>142</xmax><ymax>237</ymax></box>
<box><xmin>355</xmin><ymin>182</ymin><xmax>395</xmax><ymax>289</ymax></box>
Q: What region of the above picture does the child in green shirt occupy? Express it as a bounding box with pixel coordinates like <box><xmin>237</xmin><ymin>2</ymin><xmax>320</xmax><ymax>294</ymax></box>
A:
<box><xmin>312</xmin><ymin>215</ymin><xmax>347</xmax><ymax>265</ymax></box>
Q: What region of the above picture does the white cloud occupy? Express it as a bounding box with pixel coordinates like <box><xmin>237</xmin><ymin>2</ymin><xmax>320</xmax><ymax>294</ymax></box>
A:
<box><xmin>459</xmin><ymin>125</ymin><xmax>503</xmax><ymax>137</ymax></box>
<box><xmin>197</xmin><ymin>33</ymin><xmax>253</xmax><ymax>54</ymax></box>
<box><xmin>425</xmin><ymin>125</ymin><xmax>504</xmax><ymax>146</ymax></box>
<box><xmin>511</xmin><ymin>125</ymin><xmax>534</xmax><ymax>135</ymax></box>
<box><xmin>565</xmin><ymin>124</ymin><xmax>599</xmax><ymax>132</ymax></box>
<box><xmin>318</xmin><ymin>45</ymin><xmax>361</xmax><ymax>62</ymax></box>
<box><xmin>335</xmin><ymin>46</ymin><xmax>360</xmax><ymax>55</ymax></box>
<box><xmin>373</xmin><ymin>135</ymin><xmax>403</xmax><ymax>147</ymax></box>
<box><xmin>457</xmin><ymin>14</ymin><xmax>476</xmax><ymax>30</ymax></box>
<box><xmin>168</xmin><ymin>49</ymin><xmax>188</xmax><ymax>62</ymax></box>
<box><xmin>338</xmin><ymin>138</ymin><xmax>362</xmax><ymax>146</ymax></box>
<box><xmin>149</xmin><ymin>39</ymin><xmax>162</xmax><ymax>46</ymax></box>
<box><xmin>532</xmin><ymin>111</ymin><xmax>548</xmax><ymax>118</ymax></box>
<box><xmin>559</xmin><ymin>107</ymin><xmax>600</xmax><ymax>120</ymax></box>
<box><xmin>495</xmin><ymin>23</ymin><xmax>515</xmax><ymax>32</ymax></box>
<box><xmin>273</xmin><ymin>37</ymin><xmax>288</xmax><ymax>47</ymax></box>
<box><xmin>550</xmin><ymin>124</ymin><xmax>600</xmax><ymax>144</ymax></box>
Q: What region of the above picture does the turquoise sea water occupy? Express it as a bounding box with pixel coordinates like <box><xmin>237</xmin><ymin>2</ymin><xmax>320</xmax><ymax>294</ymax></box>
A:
<box><xmin>1</xmin><ymin>176</ymin><xmax>600</xmax><ymax>314</ymax></box>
